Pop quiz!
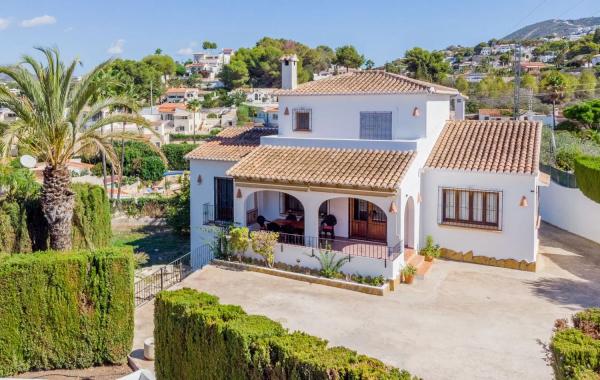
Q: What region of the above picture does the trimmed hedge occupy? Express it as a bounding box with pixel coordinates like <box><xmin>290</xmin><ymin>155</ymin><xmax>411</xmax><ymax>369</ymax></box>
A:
<box><xmin>0</xmin><ymin>184</ymin><xmax>111</xmax><ymax>253</ymax></box>
<box><xmin>575</xmin><ymin>156</ymin><xmax>600</xmax><ymax>204</ymax></box>
<box><xmin>155</xmin><ymin>289</ymin><xmax>416</xmax><ymax>380</ymax></box>
<box><xmin>552</xmin><ymin>309</ymin><xmax>600</xmax><ymax>379</ymax></box>
<box><xmin>0</xmin><ymin>248</ymin><xmax>135</xmax><ymax>376</ymax></box>
<box><xmin>161</xmin><ymin>143</ymin><xmax>197</xmax><ymax>170</ymax></box>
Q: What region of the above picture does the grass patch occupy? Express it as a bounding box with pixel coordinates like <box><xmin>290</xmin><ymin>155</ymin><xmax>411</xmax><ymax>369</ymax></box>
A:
<box><xmin>111</xmin><ymin>226</ymin><xmax>189</xmax><ymax>267</ymax></box>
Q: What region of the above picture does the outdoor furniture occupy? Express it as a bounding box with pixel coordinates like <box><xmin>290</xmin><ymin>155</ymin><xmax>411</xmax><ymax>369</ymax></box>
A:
<box><xmin>272</xmin><ymin>218</ymin><xmax>304</xmax><ymax>234</ymax></box>
<box><xmin>320</xmin><ymin>214</ymin><xmax>337</xmax><ymax>239</ymax></box>
<box><xmin>257</xmin><ymin>215</ymin><xmax>269</xmax><ymax>230</ymax></box>
<box><xmin>267</xmin><ymin>222</ymin><xmax>281</xmax><ymax>232</ymax></box>
<box><xmin>286</xmin><ymin>213</ymin><xmax>297</xmax><ymax>221</ymax></box>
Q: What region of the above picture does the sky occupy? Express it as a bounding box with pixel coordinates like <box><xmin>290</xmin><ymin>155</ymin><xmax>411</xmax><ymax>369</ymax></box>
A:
<box><xmin>1</xmin><ymin>0</ymin><xmax>599</xmax><ymax>71</ymax></box>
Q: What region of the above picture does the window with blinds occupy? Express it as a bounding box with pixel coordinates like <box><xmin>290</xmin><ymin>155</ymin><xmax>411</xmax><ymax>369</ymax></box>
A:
<box><xmin>441</xmin><ymin>188</ymin><xmax>501</xmax><ymax>229</ymax></box>
<box><xmin>360</xmin><ymin>112</ymin><xmax>392</xmax><ymax>140</ymax></box>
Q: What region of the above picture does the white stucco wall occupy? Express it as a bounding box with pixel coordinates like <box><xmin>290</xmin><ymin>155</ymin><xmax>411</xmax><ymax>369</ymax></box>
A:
<box><xmin>189</xmin><ymin>159</ymin><xmax>235</xmax><ymax>249</ymax></box>
<box><xmin>421</xmin><ymin>169</ymin><xmax>539</xmax><ymax>262</ymax></box>
<box><xmin>540</xmin><ymin>182</ymin><xmax>600</xmax><ymax>244</ymax></box>
<box><xmin>277</xmin><ymin>94</ymin><xmax>450</xmax><ymax>140</ymax></box>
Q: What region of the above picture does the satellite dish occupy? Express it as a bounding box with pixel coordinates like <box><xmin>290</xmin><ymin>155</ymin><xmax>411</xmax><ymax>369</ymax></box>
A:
<box><xmin>19</xmin><ymin>155</ymin><xmax>37</xmax><ymax>169</ymax></box>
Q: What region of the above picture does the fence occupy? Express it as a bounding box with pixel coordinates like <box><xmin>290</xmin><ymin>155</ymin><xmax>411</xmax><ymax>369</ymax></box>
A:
<box><xmin>540</xmin><ymin>163</ymin><xmax>577</xmax><ymax>188</ymax></box>
<box><xmin>277</xmin><ymin>232</ymin><xmax>403</xmax><ymax>261</ymax></box>
<box><xmin>202</xmin><ymin>203</ymin><xmax>234</xmax><ymax>226</ymax></box>
<box><xmin>134</xmin><ymin>244</ymin><xmax>214</xmax><ymax>307</ymax></box>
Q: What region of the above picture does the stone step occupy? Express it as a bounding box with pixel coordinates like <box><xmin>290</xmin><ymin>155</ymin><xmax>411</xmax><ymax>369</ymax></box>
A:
<box><xmin>404</xmin><ymin>249</ymin><xmax>433</xmax><ymax>280</ymax></box>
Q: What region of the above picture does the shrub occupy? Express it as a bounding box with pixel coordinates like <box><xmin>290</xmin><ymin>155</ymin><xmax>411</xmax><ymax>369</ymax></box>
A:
<box><xmin>556</xmin><ymin>146</ymin><xmax>582</xmax><ymax>171</ymax></box>
<box><xmin>139</xmin><ymin>156</ymin><xmax>166</xmax><ymax>182</ymax></box>
<box><xmin>575</xmin><ymin>156</ymin><xmax>600</xmax><ymax>204</ymax></box>
<box><xmin>228</xmin><ymin>226</ymin><xmax>250</xmax><ymax>261</ymax></box>
<box><xmin>118</xmin><ymin>196</ymin><xmax>171</xmax><ymax>218</ymax></box>
<box><xmin>310</xmin><ymin>249</ymin><xmax>349</xmax><ymax>278</ymax></box>
<box><xmin>207</xmin><ymin>112</ymin><xmax>218</xmax><ymax>119</ymax></box>
<box><xmin>154</xmin><ymin>289</ymin><xmax>415</xmax><ymax>380</ymax></box>
<box><xmin>250</xmin><ymin>231</ymin><xmax>279</xmax><ymax>268</ymax></box>
<box><xmin>0</xmin><ymin>248</ymin><xmax>134</xmax><ymax>376</ymax></box>
<box><xmin>165</xmin><ymin>175</ymin><xmax>190</xmax><ymax>234</ymax></box>
<box><xmin>71</xmin><ymin>184</ymin><xmax>112</xmax><ymax>249</ymax></box>
<box><xmin>419</xmin><ymin>235</ymin><xmax>441</xmax><ymax>260</ymax></box>
<box><xmin>161</xmin><ymin>143</ymin><xmax>197</xmax><ymax>170</ymax></box>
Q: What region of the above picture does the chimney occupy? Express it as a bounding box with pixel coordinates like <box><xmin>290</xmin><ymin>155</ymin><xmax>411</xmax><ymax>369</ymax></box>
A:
<box><xmin>453</xmin><ymin>94</ymin><xmax>466</xmax><ymax>121</ymax></box>
<box><xmin>280</xmin><ymin>54</ymin><xmax>298</xmax><ymax>90</ymax></box>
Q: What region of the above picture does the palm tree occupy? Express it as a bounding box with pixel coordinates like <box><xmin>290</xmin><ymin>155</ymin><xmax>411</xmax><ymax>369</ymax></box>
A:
<box><xmin>540</xmin><ymin>71</ymin><xmax>569</xmax><ymax>154</ymax></box>
<box><xmin>186</xmin><ymin>99</ymin><xmax>201</xmax><ymax>143</ymax></box>
<box><xmin>0</xmin><ymin>47</ymin><xmax>162</xmax><ymax>250</ymax></box>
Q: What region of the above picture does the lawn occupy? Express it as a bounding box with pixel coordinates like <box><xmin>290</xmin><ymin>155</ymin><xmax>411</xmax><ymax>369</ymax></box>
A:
<box><xmin>111</xmin><ymin>226</ymin><xmax>190</xmax><ymax>267</ymax></box>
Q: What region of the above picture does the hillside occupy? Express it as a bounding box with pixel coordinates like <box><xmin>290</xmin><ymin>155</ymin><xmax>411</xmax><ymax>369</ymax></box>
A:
<box><xmin>504</xmin><ymin>17</ymin><xmax>600</xmax><ymax>40</ymax></box>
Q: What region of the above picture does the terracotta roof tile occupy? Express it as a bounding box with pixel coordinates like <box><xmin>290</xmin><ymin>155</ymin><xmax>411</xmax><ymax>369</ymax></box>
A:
<box><xmin>185</xmin><ymin>127</ymin><xmax>277</xmax><ymax>161</ymax></box>
<box><xmin>426</xmin><ymin>120</ymin><xmax>542</xmax><ymax>174</ymax></box>
<box><xmin>158</xmin><ymin>103</ymin><xmax>188</xmax><ymax>113</ymax></box>
<box><xmin>275</xmin><ymin>70</ymin><xmax>460</xmax><ymax>96</ymax></box>
<box><xmin>227</xmin><ymin>146</ymin><xmax>416</xmax><ymax>192</ymax></box>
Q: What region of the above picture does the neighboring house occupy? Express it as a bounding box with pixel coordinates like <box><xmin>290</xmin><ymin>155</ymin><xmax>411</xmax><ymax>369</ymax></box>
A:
<box><xmin>158</xmin><ymin>103</ymin><xmax>201</xmax><ymax>134</ymax></box>
<box><xmin>254</xmin><ymin>105</ymin><xmax>279</xmax><ymax>127</ymax></box>
<box><xmin>187</xmin><ymin>56</ymin><xmax>543</xmax><ymax>281</ymax></box>
<box><xmin>519</xmin><ymin>61</ymin><xmax>549</xmax><ymax>74</ymax></box>
<box><xmin>591</xmin><ymin>54</ymin><xmax>600</xmax><ymax>66</ymax></box>
<box><xmin>0</xmin><ymin>107</ymin><xmax>17</xmax><ymax>122</ymax></box>
<box><xmin>537</xmin><ymin>53</ymin><xmax>557</xmax><ymax>63</ymax></box>
<box><xmin>480</xmin><ymin>47</ymin><xmax>492</xmax><ymax>56</ymax></box>
<box><xmin>240</xmin><ymin>88</ymin><xmax>279</xmax><ymax>105</ymax></box>
<box><xmin>186</xmin><ymin>49</ymin><xmax>234</xmax><ymax>79</ymax></box>
<box><xmin>478</xmin><ymin>108</ymin><xmax>513</xmax><ymax>121</ymax></box>
<box><xmin>466</xmin><ymin>73</ymin><xmax>487</xmax><ymax>83</ymax></box>
<box><xmin>164</xmin><ymin>87</ymin><xmax>205</xmax><ymax>103</ymax></box>
<box><xmin>492</xmin><ymin>44</ymin><xmax>515</xmax><ymax>54</ymax></box>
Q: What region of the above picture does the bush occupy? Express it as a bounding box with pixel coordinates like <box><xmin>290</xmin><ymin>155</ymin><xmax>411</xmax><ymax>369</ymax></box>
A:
<box><xmin>161</xmin><ymin>143</ymin><xmax>197</xmax><ymax>170</ymax></box>
<box><xmin>0</xmin><ymin>184</ymin><xmax>111</xmax><ymax>253</ymax></box>
<box><xmin>575</xmin><ymin>156</ymin><xmax>600</xmax><ymax>203</ymax></box>
<box><xmin>155</xmin><ymin>289</ymin><xmax>415</xmax><ymax>380</ymax></box>
<box><xmin>118</xmin><ymin>196</ymin><xmax>171</xmax><ymax>218</ymax></box>
<box><xmin>139</xmin><ymin>156</ymin><xmax>166</xmax><ymax>182</ymax></box>
<box><xmin>166</xmin><ymin>175</ymin><xmax>190</xmax><ymax>235</ymax></box>
<box><xmin>0</xmin><ymin>248</ymin><xmax>134</xmax><ymax>376</ymax></box>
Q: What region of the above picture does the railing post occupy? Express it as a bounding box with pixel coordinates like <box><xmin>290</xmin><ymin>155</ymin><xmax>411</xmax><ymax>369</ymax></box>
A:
<box><xmin>160</xmin><ymin>267</ymin><xmax>164</xmax><ymax>290</ymax></box>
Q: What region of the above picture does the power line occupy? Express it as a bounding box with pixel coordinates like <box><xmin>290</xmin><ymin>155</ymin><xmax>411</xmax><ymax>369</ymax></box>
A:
<box><xmin>508</xmin><ymin>0</ymin><xmax>550</xmax><ymax>35</ymax></box>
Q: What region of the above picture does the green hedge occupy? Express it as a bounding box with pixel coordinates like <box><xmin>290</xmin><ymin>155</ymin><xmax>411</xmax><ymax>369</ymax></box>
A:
<box><xmin>0</xmin><ymin>248</ymin><xmax>135</xmax><ymax>376</ymax></box>
<box><xmin>0</xmin><ymin>184</ymin><xmax>111</xmax><ymax>253</ymax></box>
<box><xmin>117</xmin><ymin>196</ymin><xmax>172</xmax><ymax>218</ymax></box>
<box><xmin>552</xmin><ymin>309</ymin><xmax>600</xmax><ymax>379</ymax></box>
<box><xmin>575</xmin><ymin>156</ymin><xmax>600</xmax><ymax>204</ymax></box>
<box><xmin>161</xmin><ymin>143</ymin><xmax>197</xmax><ymax>170</ymax></box>
<box><xmin>155</xmin><ymin>289</ymin><xmax>416</xmax><ymax>380</ymax></box>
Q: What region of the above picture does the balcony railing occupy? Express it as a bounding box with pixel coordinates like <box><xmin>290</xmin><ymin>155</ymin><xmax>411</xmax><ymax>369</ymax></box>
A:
<box><xmin>202</xmin><ymin>203</ymin><xmax>234</xmax><ymax>226</ymax></box>
<box><xmin>277</xmin><ymin>232</ymin><xmax>403</xmax><ymax>262</ymax></box>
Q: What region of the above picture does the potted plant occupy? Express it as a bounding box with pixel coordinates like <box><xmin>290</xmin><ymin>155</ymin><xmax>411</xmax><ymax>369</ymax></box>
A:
<box><xmin>420</xmin><ymin>235</ymin><xmax>441</xmax><ymax>262</ymax></box>
<box><xmin>402</xmin><ymin>264</ymin><xmax>417</xmax><ymax>284</ymax></box>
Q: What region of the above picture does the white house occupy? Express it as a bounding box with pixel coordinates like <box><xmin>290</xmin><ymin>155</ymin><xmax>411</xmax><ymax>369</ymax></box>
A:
<box><xmin>186</xmin><ymin>49</ymin><xmax>234</xmax><ymax>79</ymax></box>
<box><xmin>187</xmin><ymin>55</ymin><xmax>543</xmax><ymax>280</ymax></box>
<box><xmin>157</xmin><ymin>103</ymin><xmax>201</xmax><ymax>134</ymax></box>
<box><xmin>164</xmin><ymin>87</ymin><xmax>205</xmax><ymax>103</ymax></box>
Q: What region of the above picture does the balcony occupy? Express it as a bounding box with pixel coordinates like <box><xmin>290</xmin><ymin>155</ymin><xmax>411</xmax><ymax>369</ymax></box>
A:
<box><xmin>202</xmin><ymin>203</ymin><xmax>233</xmax><ymax>226</ymax></box>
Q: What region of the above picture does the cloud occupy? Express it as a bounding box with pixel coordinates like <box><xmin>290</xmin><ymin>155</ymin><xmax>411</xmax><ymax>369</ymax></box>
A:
<box><xmin>21</xmin><ymin>15</ymin><xmax>56</xmax><ymax>28</ymax></box>
<box><xmin>0</xmin><ymin>18</ymin><xmax>10</xmax><ymax>30</ymax></box>
<box><xmin>107</xmin><ymin>39</ymin><xmax>125</xmax><ymax>55</ymax></box>
<box><xmin>177</xmin><ymin>47</ymin><xmax>194</xmax><ymax>55</ymax></box>
<box><xmin>64</xmin><ymin>26</ymin><xmax>74</xmax><ymax>33</ymax></box>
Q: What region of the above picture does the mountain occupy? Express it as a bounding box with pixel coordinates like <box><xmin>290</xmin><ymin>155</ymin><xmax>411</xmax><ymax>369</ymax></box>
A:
<box><xmin>504</xmin><ymin>17</ymin><xmax>600</xmax><ymax>40</ymax></box>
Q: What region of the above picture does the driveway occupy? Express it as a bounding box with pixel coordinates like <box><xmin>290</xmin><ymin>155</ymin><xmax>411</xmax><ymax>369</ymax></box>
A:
<box><xmin>133</xmin><ymin>223</ymin><xmax>600</xmax><ymax>379</ymax></box>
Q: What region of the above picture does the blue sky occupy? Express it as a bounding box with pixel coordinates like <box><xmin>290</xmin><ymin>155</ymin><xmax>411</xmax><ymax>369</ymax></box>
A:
<box><xmin>1</xmin><ymin>0</ymin><xmax>599</xmax><ymax>70</ymax></box>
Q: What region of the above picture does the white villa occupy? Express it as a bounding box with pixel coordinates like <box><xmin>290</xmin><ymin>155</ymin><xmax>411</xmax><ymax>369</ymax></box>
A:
<box><xmin>187</xmin><ymin>55</ymin><xmax>544</xmax><ymax>281</ymax></box>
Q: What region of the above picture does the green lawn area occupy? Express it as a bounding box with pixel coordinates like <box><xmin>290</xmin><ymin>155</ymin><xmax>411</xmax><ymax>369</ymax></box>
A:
<box><xmin>111</xmin><ymin>227</ymin><xmax>190</xmax><ymax>267</ymax></box>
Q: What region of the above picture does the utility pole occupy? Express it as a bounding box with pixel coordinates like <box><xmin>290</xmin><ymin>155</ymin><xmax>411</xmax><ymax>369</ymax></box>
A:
<box><xmin>513</xmin><ymin>44</ymin><xmax>522</xmax><ymax>119</ymax></box>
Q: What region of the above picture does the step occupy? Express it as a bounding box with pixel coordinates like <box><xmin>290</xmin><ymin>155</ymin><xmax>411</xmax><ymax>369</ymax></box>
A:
<box><xmin>404</xmin><ymin>251</ymin><xmax>433</xmax><ymax>280</ymax></box>
<box><xmin>416</xmin><ymin>259</ymin><xmax>433</xmax><ymax>279</ymax></box>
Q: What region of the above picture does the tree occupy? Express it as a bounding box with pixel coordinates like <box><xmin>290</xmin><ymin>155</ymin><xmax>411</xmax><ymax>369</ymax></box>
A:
<box><xmin>175</xmin><ymin>62</ymin><xmax>186</xmax><ymax>76</ymax></box>
<box><xmin>219</xmin><ymin>59</ymin><xmax>249</xmax><ymax>90</ymax></box>
<box><xmin>454</xmin><ymin>76</ymin><xmax>469</xmax><ymax>94</ymax></box>
<box><xmin>540</xmin><ymin>70</ymin><xmax>570</xmax><ymax>152</ymax></box>
<box><xmin>334</xmin><ymin>45</ymin><xmax>364</xmax><ymax>71</ymax></box>
<box><xmin>403</xmin><ymin>47</ymin><xmax>451</xmax><ymax>83</ymax></box>
<box><xmin>499</xmin><ymin>53</ymin><xmax>511</xmax><ymax>66</ymax></box>
<box><xmin>186</xmin><ymin>99</ymin><xmax>201</xmax><ymax>143</ymax></box>
<box><xmin>105</xmin><ymin>59</ymin><xmax>164</xmax><ymax>104</ymax></box>
<box><xmin>521</xmin><ymin>73</ymin><xmax>538</xmax><ymax>93</ymax></box>
<box><xmin>578</xmin><ymin>69</ymin><xmax>597</xmax><ymax>99</ymax></box>
<box><xmin>594</xmin><ymin>28</ymin><xmax>600</xmax><ymax>44</ymax></box>
<box><xmin>155</xmin><ymin>48</ymin><xmax>163</xmax><ymax>55</ymax></box>
<box><xmin>563</xmin><ymin>99</ymin><xmax>600</xmax><ymax>130</ymax></box>
<box><xmin>364</xmin><ymin>59</ymin><xmax>375</xmax><ymax>70</ymax></box>
<box><xmin>142</xmin><ymin>54</ymin><xmax>176</xmax><ymax>83</ymax></box>
<box><xmin>474</xmin><ymin>42</ymin><xmax>488</xmax><ymax>55</ymax></box>
<box><xmin>0</xmin><ymin>47</ymin><xmax>161</xmax><ymax>250</ymax></box>
<box><xmin>166</xmin><ymin>174</ymin><xmax>190</xmax><ymax>235</ymax></box>
<box><xmin>139</xmin><ymin>156</ymin><xmax>165</xmax><ymax>182</ymax></box>
<box><xmin>202</xmin><ymin>41</ymin><xmax>217</xmax><ymax>50</ymax></box>
<box><xmin>161</xmin><ymin>143</ymin><xmax>197</xmax><ymax>170</ymax></box>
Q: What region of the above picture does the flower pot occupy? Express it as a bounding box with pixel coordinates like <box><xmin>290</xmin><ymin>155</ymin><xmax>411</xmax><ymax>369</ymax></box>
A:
<box><xmin>403</xmin><ymin>274</ymin><xmax>414</xmax><ymax>284</ymax></box>
<box><xmin>424</xmin><ymin>256</ymin><xmax>434</xmax><ymax>262</ymax></box>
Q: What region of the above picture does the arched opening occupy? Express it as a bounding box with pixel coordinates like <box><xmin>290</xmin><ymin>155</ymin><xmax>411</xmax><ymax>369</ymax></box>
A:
<box><xmin>244</xmin><ymin>190</ymin><xmax>304</xmax><ymax>235</ymax></box>
<box><xmin>317</xmin><ymin>197</ymin><xmax>387</xmax><ymax>243</ymax></box>
<box><xmin>404</xmin><ymin>196</ymin><xmax>415</xmax><ymax>249</ymax></box>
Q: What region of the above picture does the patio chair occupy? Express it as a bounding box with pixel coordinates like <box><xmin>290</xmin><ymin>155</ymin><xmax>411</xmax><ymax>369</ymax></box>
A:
<box><xmin>257</xmin><ymin>215</ymin><xmax>269</xmax><ymax>230</ymax></box>
<box><xmin>285</xmin><ymin>213</ymin><xmax>297</xmax><ymax>221</ymax></box>
<box><xmin>267</xmin><ymin>222</ymin><xmax>281</xmax><ymax>232</ymax></box>
<box><xmin>320</xmin><ymin>214</ymin><xmax>337</xmax><ymax>239</ymax></box>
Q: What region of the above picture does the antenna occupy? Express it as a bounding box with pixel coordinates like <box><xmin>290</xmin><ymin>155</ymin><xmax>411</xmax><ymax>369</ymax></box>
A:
<box><xmin>513</xmin><ymin>44</ymin><xmax>522</xmax><ymax>119</ymax></box>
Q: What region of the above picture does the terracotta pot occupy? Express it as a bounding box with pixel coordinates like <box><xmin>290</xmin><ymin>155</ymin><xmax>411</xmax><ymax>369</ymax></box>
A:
<box><xmin>403</xmin><ymin>274</ymin><xmax>414</xmax><ymax>284</ymax></box>
<box><xmin>425</xmin><ymin>256</ymin><xmax>434</xmax><ymax>262</ymax></box>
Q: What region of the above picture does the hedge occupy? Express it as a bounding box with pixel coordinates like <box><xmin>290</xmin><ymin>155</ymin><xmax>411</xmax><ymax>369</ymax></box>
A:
<box><xmin>155</xmin><ymin>289</ymin><xmax>416</xmax><ymax>380</ymax></box>
<box><xmin>161</xmin><ymin>143</ymin><xmax>197</xmax><ymax>170</ymax></box>
<box><xmin>575</xmin><ymin>156</ymin><xmax>600</xmax><ymax>204</ymax></box>
<box><xmin>0</xmin><ymin>248</ymin><xmax>135</xmax><ymax>376</ymax></box>
<box><xmin>0</xmin><ymin>183</ymin><xmax>111</xmax><ymax>253</ymax></box>
<box><xmin>117</xmin><ymin>196</ymin><xmax>172</xmax><ymax>218</ymax></box>
<box><xmin>552</xmin><ymin>309</ymin><xmax>600</xmax><ymax>379</ymax></box>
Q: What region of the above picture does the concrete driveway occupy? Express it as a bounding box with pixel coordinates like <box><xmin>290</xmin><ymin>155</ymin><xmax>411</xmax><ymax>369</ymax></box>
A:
<box><xmin>134</xmin><ymin>223</ymin><xmax>600</xmax><ymax>379</ymax></box>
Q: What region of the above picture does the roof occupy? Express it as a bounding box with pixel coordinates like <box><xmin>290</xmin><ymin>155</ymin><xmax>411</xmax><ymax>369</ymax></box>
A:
<box><xmin>166</xmin><ymin>87</ymin><xmax>198</xmax><ymax>94</ymax></box>
<box><xmin>520</xmin><ymin>62</ymin><xmax>548</xmax><ymax>68</ymax></box>
<box><xmin>478</xmin><ymin>108</ymin><xmax>511</xmax><ymax>117</ymax></box>
<box><xmin>275</xmin><ymin>70</ymin><xmax>460</xmax><ymax>96</ymax></box>
<box><xmin>158</xmin><ymin>103</ymin><xmax>188</xmax><ymax>113</ymax></box>
<box><xmin>227</xmin><ymin>146</ymin><xmax>416</xmax><ymax>193</ymax></box>
<box><xmin>185</xmin><ymin>127</ymin><xmax>277</xmax><ymax>161</ymax></box>
<box><xmin>426</xmin><ymin>120</ymin><xmax>542</xmax><ymax>175</ymax></box>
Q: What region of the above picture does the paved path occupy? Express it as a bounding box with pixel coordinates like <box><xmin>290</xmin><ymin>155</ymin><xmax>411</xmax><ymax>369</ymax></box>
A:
<box><xmin>133</xmin><ymin>223</ymin><xmax>600</xmax><ymax>379</ymax></box>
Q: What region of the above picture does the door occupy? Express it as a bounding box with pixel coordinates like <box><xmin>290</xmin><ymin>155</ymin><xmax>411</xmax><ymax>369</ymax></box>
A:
<box><xmin>349</xmin><ymin>199</ymin><xmax>387</xmax><ymax>242</ymax></box>
<box><xmin>214</xmin><ymin>177</ymin><xmax>233</xmax><ymax>222</ymax></box>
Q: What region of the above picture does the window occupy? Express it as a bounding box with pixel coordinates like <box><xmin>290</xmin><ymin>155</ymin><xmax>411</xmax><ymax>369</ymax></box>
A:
<box><xmin>280</xmin><ymin>193</ymin><xmax>304</xmax><ymax>215</ymax></box>
<box><xmin>441</xmin><ymin>188</ymin><xmax>501</xmax><ymax>229</ymax></box>
<box><xmin>293</xmin><ymin>109</ymin><xmax>311</xmax><ymax>131</ymax></box>
<box><xmin>360</xmin><ymin>112</ymin><xmax>392</xmax><ymax>140</ymax></box>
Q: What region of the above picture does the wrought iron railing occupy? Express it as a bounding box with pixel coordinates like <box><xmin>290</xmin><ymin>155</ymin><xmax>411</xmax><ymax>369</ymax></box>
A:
<box><xmin>202</xmin><ymin>203</ymin><xmax>234</xmax><ymax>226</ymax></box>
<box><xmin>540</xmin><ymin>163</ymin><xmax>577</xmax><ymax>188</ymax></box>
<box><xmin>277</xmin><ymin>232</ymin><xmax>403</xmax><ymax>261</ymax></box>
<box><xmin>134</xmin><ymin>244</ymin><xmax>214</xmax><ymax>307</ymax></box>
